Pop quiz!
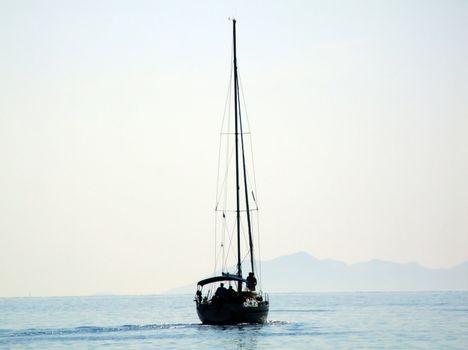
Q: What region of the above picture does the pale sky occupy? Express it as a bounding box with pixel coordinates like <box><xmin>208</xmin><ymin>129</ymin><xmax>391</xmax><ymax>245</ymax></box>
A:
<box><xmin>1</xmin><ymin>0</ymin><xmax>467</xmax><ymax>297</ymax></box>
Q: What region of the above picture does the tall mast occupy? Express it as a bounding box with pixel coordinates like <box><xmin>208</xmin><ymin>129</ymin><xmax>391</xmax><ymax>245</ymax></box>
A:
<box><xmin>238</xmin><ymin>98</ymin><xmax>255</xmax><ymax>275</ymax></box>
<box><xmin>233</xmin><ymin>19</ymin><xmax>242</xmax><ymax>280</ymax></box>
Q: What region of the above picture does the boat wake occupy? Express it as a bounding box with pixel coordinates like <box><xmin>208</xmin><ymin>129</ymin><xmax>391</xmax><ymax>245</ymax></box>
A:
<box><xmin>1</xmin><ymin>320</ymin><xmax>291</xmax><ymax>339</ymax></box>
<box><xmin>0</xmin><ymin>323</ymin><xmax>199</xmax><ymax>338</ymax></box>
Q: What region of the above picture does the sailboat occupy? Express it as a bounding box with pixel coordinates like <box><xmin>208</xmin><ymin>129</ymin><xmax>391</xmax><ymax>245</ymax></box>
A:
<box><xmin>194</xmin><ymin>19</ymin><xmax>269</xmax><ymax>325</ymax></box>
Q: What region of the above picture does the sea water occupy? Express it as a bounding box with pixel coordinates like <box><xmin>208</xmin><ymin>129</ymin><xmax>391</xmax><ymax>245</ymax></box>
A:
<box><xmin>1</xmin><ymin>292</ymin><xmax>467</xmax><ymax>349</ymax></box>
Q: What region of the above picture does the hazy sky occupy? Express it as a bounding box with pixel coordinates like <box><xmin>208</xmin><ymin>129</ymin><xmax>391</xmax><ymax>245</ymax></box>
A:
<box><xmin>1</xmin><ymin>0</ymin><xmax>467</xmax><ymax>297</ymax></box>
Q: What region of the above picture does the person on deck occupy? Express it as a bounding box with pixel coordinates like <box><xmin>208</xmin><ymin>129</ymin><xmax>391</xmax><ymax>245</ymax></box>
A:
<box><xmin>227</xmin><ymin>285</ymin><xmax>236</xmax><ymax>300</ymax></box>
<box><xmin>246</xmin><ymin>272</ymin><xmax>257</xmax><ymax>291</ymax></box>
<box><xmin>215</xmin><ymin>283</ymin><xmax>228</xmax><ymax>301</ymax></box>
<box><xmin>195</xmin><ymin>290</ymin><xmax>202</xmax><ymax>304</ymax></box>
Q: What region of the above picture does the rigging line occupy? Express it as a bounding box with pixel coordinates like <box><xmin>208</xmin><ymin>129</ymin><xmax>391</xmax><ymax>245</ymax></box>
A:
<box><xmin>240</xmin><ymin>248</ymin><xmax>251</xmax><ymax>266</ymax></box>
<box><xmin>216</xmin><ymin>211</ymin><xmax>229</xmax><ymax>272</ymax></box>
<box><xmin>219</xmin><ymin>43</ymin><xmax>234</xmax><ymax>133</ymax></box>
<box><xmin>216</xmin><ymin>230</ymin><xmax>229</xmax><ymax>273</ymax></box>
<box><xmin>231</xmin><ymin>73</ymin><xmax>257</xmax><ymax>202</ymax></box>
<box><xmin>256</xmin><ymin>210</ymin><xmax>263</xmax><ymax>288</ymax></box>
<box><xmin>220</xmin><ymin>132</ymin><xmax>251</xmax><ymax>135</ymax></box>
<box><xmin>221</xmin><ymin>48</ymin><xmax>233</xmax><ymax>219</ymax></box>
<box><xmin>248</xmin><ymin>144</ymin><xmax>259</xmax><ymax>209</ymax></box>
<box><xmin>220</xmin><ymin>139</ymin><xmax>230</xmax><ymax>272</ymax></box>
<box><xmin>238</xmin><ymin>72</ymin><xmax>260</xmax><ymax>202</ymax></box>
<box><xmin>237</xmin><ymin>72</ymin><xmax>252</xmax><ymax>133</ymax></box>
<box><xmin>238</xmin><ymin>66</ymin><xmax>262</xmax><ymax>286</ymax></box>
<box><xmin>223</xmin><ymin>217</ymin><xmax>237</xmax><ymax>271</ymax></box>
<box><xmin>239</xmin><ymin>217</ymin><xmax>252</xmax><ymax>262</ymax></box>
<box><xmin>240</xmin><ymin>74</ymin><xmax>263</xmax><ymax>282</ymax></box>
<box><xmin>215</xmin><ymin>137</ymin><xmax>255</xmax><ymax>209</ymax></box>
<box><xmin>221</xmin><ymin>214</ymin><xmax>230</xmax><ymax>272</ymax></box>
<box><xmin>215</xmin><ymin>125</ymin><xmax>234</xmax><ymax>209</ymax></box>
<box><xmin>215</xmin><ymin>145</ymin><xmax>235</xmax><ymax>205</ymax></box>
<box><xmin>215</xmin><ymin>54</ymin><xmax>233</xmax><ymax>199</ymax></box>
<box><xmin>221</xmin><ymin>114</ymin><xmax>231</xmax><ymax>271</ymax></box>
<box><xmin>222</xmin><ymin>213</ymin><xmax>235</xmax><ymax>263</ymax></box>
<box><xmin>222</xmin><ymin>228</ymin><xmax>226</xmax><ymax>272</ymax></box>
<box><xmin>215</xmin><ymin>243</ymin><xmax>224</xmax><ymax>274</ymax></box>
<box><xmin>232</xmin><ymin>19</ymin><xmax>242</xmax><ymax>280</ymax></box>
<box><xmin>221</xmin><ymin>88</ymin><xmax>231</xmax><ymax>215</ymax></box>
<box><xmin>238</xmin><ymin>78</ymin><xmax>255</xmax><ymax>275</ymax></box>
<box><xmin>215</xmin><ymin>50</ymin><xmax>234</xmax><ymax>272</ymax></box>
<box><xmin>214</xmin><ymin>208</ymin><xmax>218</xmax><ymax>274</ymax></box>
<box><xmin>240</xmin><ymin>160</ymin><xmax>258</xmax><ymax>211</ymax></box>
<box><xmin>236</xmin><ymin>73</ymin><xmax>260</xmax><ymax>213</ymax></box>
<box><xmin>223</xmin><ymin>144</ymin><xmax>257</xmax><ymax>213</ymax></box>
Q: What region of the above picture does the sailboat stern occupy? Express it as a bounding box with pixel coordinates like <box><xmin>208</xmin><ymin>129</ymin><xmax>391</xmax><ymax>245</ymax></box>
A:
<box><xmin>196</xmin><ymin>300</ymin><xmax>269</xmax><ymax>325</ymax></box>
<box><xmin>195</xmin><ymin>275</ymin><xmax>269</xmax><ymax>324</ymax></box>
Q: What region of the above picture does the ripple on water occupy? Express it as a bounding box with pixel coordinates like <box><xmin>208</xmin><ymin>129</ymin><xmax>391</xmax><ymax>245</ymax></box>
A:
<box><xmin>1</xmin><ymin>323</ymin><xmax>200</xmax><ymax>339</ymax></box>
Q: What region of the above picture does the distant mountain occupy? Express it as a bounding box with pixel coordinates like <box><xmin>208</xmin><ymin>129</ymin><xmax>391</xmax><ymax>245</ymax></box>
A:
<box><xmin>166</xmin><ymin>252</ymin><xmax>468</xmax><ymax>294</ymax></box>
<box><xmin>261</xmin><ymin>252</ymin><xmax>468</xmax><ymax>292</ymax></box>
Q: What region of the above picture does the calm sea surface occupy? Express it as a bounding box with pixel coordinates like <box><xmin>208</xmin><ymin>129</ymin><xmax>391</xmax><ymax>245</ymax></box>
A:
<box><xmin>0</xmin><ymin>292</ymin><xmax>467</xmax><ymax>349</ymax></box>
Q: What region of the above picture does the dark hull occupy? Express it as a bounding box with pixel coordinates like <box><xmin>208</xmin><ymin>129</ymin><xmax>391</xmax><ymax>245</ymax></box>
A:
<box><xmin>197</xmin><ymin>302</ymin><xmax>269</xmax><ymax>325</ymax></box>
